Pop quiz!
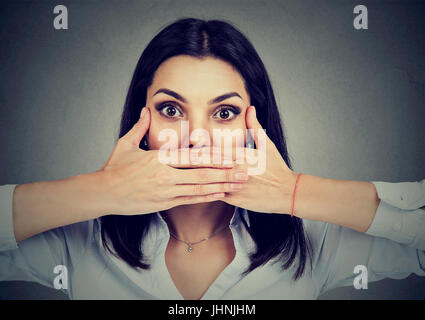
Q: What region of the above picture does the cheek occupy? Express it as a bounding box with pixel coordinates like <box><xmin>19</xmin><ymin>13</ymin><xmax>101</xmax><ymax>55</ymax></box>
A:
<box><xmin>147</xmin><ymin>120</ymin><xmax>181</xmax><ymax>150</ymax></box>
<box><xmin>212</xmin><ymin>121</ymin><xmax>247</xmax><ymax>148</ymax></box>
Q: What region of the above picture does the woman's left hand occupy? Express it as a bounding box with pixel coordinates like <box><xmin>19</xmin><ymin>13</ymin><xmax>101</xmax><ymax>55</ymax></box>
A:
<box><xmin>222</xmin><ymin>106</ymin><xmax>298</xmax><ymax>214</ymax></box>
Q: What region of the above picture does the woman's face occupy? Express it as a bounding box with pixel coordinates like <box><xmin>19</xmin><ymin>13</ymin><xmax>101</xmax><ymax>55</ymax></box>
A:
<box><xmin>145</xmin><ymin>55</ymin><xmax>251</xmax><ymax>153</ymax></box>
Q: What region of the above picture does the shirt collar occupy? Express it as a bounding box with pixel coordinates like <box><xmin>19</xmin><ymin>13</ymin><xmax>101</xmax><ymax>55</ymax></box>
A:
<box><xmin>154</xmin><ymin>205</ymin><xmax>251</xmax><ymax>235</ymax></box>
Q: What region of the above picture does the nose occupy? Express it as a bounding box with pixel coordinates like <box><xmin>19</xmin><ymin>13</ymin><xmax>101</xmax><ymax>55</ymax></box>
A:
<box><xmin>188</xmin><ymin>125</ymin><xmax>211</xmax><ymax>149</ymax></box>
<box><xmin>181</xmin><ymin>116</ymin><xmax>212</xmax><ymax>149</ymax></box>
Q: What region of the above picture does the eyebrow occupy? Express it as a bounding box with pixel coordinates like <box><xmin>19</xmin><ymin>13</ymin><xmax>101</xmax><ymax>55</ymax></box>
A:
<box><xmin>153</xmin><ymin>88</ymin><xmax>243</xmax><ymax>105</ymax></box>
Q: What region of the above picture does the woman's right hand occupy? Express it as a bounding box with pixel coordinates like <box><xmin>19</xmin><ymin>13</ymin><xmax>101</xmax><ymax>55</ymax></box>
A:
<box><xmin>95</xmin><ymin>107</ymin><xmax>249</xmax><ymax>216</ymax></box>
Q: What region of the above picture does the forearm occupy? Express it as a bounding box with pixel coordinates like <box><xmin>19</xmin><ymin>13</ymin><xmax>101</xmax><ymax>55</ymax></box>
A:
<box><xmin>12</xmin><ymin>172</ymin><xmax>106</xmax><ymax>242</ymax></box>
<box><xmin>292</xmin><ymin>174</ymin><xmax>380</xmax><ymax>233</ymax></box>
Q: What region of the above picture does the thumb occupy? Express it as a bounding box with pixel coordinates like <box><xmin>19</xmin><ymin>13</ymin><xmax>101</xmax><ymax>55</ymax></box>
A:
<box><xmin>246</xmin><ymin>106</ymin><xmax>265</xmax><ymax>148</ymax></box>
<box><xmin>123</xmin><ymin>107</ymin><xmax>151</xmax><ymax>147</ymax></box>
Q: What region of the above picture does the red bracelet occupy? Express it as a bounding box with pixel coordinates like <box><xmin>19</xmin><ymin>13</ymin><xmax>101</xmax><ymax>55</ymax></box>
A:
<box><xmin>290</xmin><ymin>173</ymin><xmax>302</xmax><ymax>218</ymax></box>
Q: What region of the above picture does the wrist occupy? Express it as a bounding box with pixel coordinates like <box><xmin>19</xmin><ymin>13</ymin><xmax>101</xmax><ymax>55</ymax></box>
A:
<box><xmin>281</xmin><ymin>173</ymin><xmax>331</xmax><ymax>219</ymax></box>
<box><xmin>278</xmin><ymin>169</ymin><xmax>299</xmax><ymax>215</ymax></box>
<box><xmin>291</xmin><ymin>175</ymin><xmax>380</xmax><ymax>232</ymax></box>
<box><xmin>73</xmin><ymin>171</ymin><xmax>112</xmax><ymax>219</ymax></box>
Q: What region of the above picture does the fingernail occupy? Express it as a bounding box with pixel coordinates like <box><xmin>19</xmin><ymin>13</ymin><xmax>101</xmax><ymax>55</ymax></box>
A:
<box><xmin>235</xmin><ymin>172</ymin><xmax>248</xmax><ymax>181</ymax></box>
<box><xmin>213</xmin><ymin>193</ymin><xmax>225</xmax><ymax>198</ymax></box>
<box><xmin>224</xmin><ymin>154</ymin><xmax>233</xmax><ymax>161</ymax></box>
<box><xmin>140</xmin><ymin>108</ymin><xmax>147</xmax><ymax>118</ymax></box>
<box><xmin>230</xmin><ymin>183</ymin><xmax>242</xmax><ymax>191</ymax></box>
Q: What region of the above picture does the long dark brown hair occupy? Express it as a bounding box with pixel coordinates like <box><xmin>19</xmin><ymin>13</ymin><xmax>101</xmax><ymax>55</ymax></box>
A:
<box><xmin>100</xmin><ymin>17</ymin><xmax>313</xmax><ymax>281</ymax></box>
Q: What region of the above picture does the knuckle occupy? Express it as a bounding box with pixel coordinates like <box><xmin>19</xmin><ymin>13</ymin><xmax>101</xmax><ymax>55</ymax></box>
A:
<box><xmin>225</xmin><ymin>169</ymin><xmax>232</xmax><ymax>182</ymax></box>
<box><xmin>198</xmin><ymin>184</ymin><xmax>204</xmax><ymax>195</ymax></box>
<box><xmin>183</xmin><ymin>196</ymin><xmax>197</xmax><ymax>205</ymax></box>
<box><xmin>158</xmin><ymin>187</ymin><xmax>171</xmax><ymax>199</ymax></box>
<box><xmin>118</xmin><ymin>136</ymin><xmax>126</xmax><ymax>144</ymax></box>
<box><xmin>216</xmin><ymin>183</ymin><xmax>224</xmax><ymax>193</ymax></box>
<box><xmin>155</xmin><ymin>172</ymin><xmax>168</xmax><ymax>185</ymax></box>
<box><xmin>174</xmin><ymin>195</ymin><xmax>187</xmax><ymax>205</ymax></box>
<box><xmin>193</xmin><ymin>184</ymin><xmax>203</xmax><ymax>195</ymax></box>
<box><xmin>197</xmin><ymin>170</ymin><xmax>208</xmax><ymax>183</ymax></box>
<box><xmin>204</xmin><ymin>194</ymin><xmax>215</xmax><ymax>202</ymax></box>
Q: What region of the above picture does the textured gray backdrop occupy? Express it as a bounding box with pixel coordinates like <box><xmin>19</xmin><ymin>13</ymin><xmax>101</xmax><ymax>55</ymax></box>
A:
<box><xmin>0</xmin><ymin>0</ymin><xmax>424</xmax><ymax>299</ymax></box>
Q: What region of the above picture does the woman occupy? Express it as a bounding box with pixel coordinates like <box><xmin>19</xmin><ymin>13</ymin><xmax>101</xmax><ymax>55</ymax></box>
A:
<box><xmin>1</xmin><ymin>18</ymin><xmax>424</xmax><ymax>300</ymax></box>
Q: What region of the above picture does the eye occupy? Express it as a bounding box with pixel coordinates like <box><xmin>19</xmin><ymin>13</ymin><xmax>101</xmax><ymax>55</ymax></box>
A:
<box><xmin>157</xmin><ymin>103</ymin><xmax>183</xmax><ymax>119</ymax></box>
<box><xmin>213</xmin><ymin>106</ymin><xmax>240</xmax><ymax>121</ymax></box>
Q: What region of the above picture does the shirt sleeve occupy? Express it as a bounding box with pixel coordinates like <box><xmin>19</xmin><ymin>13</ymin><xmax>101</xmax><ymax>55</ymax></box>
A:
<box><xmin>304</xmin><ymin>178</ymin><xmax>425</xmax><ymax>296</ymax></box>
<box><xmin>0</xmin><ymin>184</ymin><xmax>96</xmax><ymax>294</ymax></box>
<box><xmin>306</xmin><ymin>220</ymin><xmax>425</xmax><ymax>296</ymax></box>
<box><xmin>366</xmin><ymin>179</ymin><xmax>425</xmax><ymax>250</ymax></box>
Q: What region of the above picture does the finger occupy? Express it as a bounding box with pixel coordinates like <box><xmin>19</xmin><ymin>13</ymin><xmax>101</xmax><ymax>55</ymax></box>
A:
<box><xmin>169</xmin><ymin>162</ymin><xmax>235</xmax><ymax>169</ymax></box>
<box><xmin>245</xmin><ymin>106</ymin><xmax>269</xmax><ymax>149</ymax></box>
<box><xmin>121</xmin><ymin>107</ymin><xmax>151</xmax><ymax>147</ymax></box>
<box><xmin>168</xmin><ymin>182</ymin><xmax>244</xmax><ymax>197</ymax></box>
<box><xmin>168</xmin><ymin>192</ymin><xmax>227</xmax><ymax>206</ymax></box>
<box><xmin>162</xmin><ymin>146</ymin><xmax>254</xmax><ymax>168</ymax></box>
<box><xmin>219</xmin><ymin>191</ymin><xmax>244</xmax><ymax>208</ymax></box>
<box><xmin>159</xmin><ymin>146</ymin><xmax>236</xmax><ymax>168</ymax></box>
<box><xmin>169</xmin><ymin>166</ymin><xmax>248</xmax><ymax>184</ymax></box>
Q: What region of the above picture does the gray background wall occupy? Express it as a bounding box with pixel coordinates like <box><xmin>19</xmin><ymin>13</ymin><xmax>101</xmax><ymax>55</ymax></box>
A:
<box><xmin>0</xmin><ymin>0</ymin><xmax>424</xmax><ymax>299</ymax></box>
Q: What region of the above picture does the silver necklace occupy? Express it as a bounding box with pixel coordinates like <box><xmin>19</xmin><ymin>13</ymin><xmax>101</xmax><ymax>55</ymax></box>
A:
<box><xmin>162</xmin><ymin>214</ymin><xmax>229</xmax><ymax>253</ymax></box>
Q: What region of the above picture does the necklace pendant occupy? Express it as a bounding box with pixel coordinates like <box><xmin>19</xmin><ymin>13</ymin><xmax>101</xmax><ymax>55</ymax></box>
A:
<box><xmin>187</xmin><ymin>245</ymin><xmax>193</xmax><ymax>253</ymax></box>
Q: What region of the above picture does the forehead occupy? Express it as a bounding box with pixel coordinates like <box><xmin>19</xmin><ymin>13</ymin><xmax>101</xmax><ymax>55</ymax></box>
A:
<box><xmin>147</xmin><ymin>55</ymin><xmax>250</xmax><ymax>103</ymax></box>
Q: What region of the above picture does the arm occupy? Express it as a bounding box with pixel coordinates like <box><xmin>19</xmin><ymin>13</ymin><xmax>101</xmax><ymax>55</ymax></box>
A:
<box><xmin>288</xmin><ymin>175</ymin><xmax>425</xmax><ymax>233</ymax></box>
<box><xmin>0</xmin><ymin>184</ymin><xmax>96</xmax><ymax>292</ymax></box>
<box><xmin>12</xmin><ymin>172</ymin><xmax>106</xmax><ymax>242</ymax></box>
<box><xmin>244</xmin><ymin>107</ymin><xmax>425</xmax><ymax>234</ymax></box>
<box><xmin>9</xmin><ymin>111</ymin><xmax>152</xmax><ymax>243</ymax></box>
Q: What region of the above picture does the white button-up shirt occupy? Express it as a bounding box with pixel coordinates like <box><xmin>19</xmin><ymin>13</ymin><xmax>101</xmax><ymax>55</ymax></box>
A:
<box><xmin>0</xmin><ymin>180</ymin><xmax>424</xmax><ymax>299</ymax></box>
